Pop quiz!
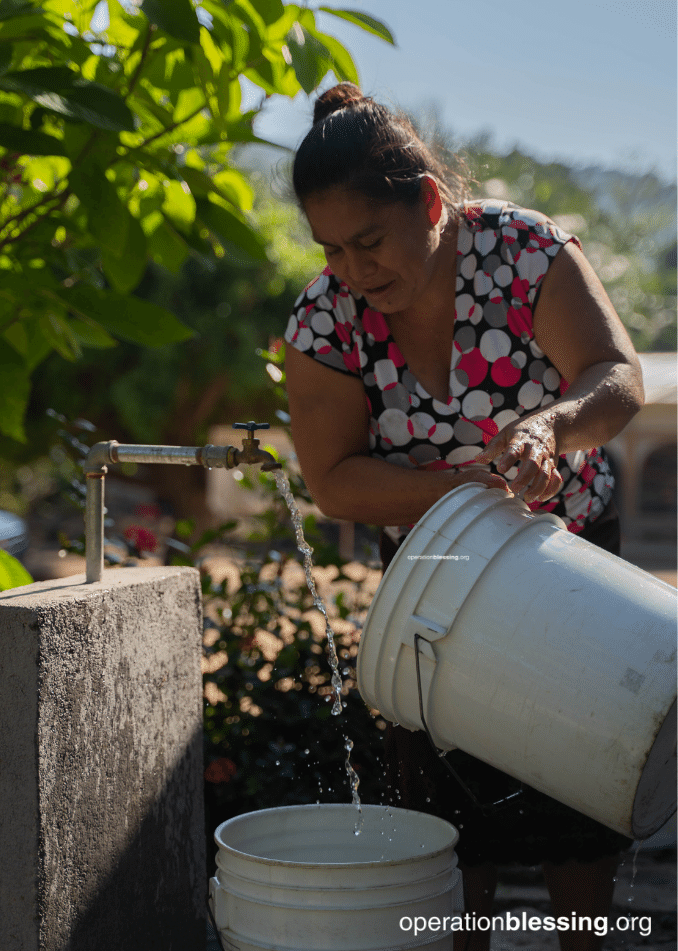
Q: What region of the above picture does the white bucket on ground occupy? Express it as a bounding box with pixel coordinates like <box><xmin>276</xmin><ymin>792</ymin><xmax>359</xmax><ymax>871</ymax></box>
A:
<box><xmin>210</xmin><ymin>803</ymin><xmax>462</xmax><ymax>951</ymax></box>
<box><xmin>357</xmin><ymin>484</ymin><xmax>677</xmax><ymax>840</ymax></box>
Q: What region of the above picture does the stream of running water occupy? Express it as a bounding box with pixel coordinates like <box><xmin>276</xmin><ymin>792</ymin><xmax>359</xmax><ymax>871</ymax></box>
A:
<box><xmin>273</xmin><ymin>469</ymin><xmax>363</xmax><ymax>831</ymax></box>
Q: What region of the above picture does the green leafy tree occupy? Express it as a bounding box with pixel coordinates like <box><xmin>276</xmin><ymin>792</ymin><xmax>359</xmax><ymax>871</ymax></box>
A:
<box><xmin>0</xmin><ymin>0</ymin><xmax>394</xmax><ymax>442</ymax></box>
<box><xmin>27</xmin><ymin>183</ymin><xmax>325</xmax><ymax>450</ymax></box>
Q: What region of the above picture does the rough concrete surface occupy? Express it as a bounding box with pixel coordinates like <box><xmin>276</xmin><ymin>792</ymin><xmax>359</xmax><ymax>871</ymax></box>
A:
<box><xmin>0</xmin><ymin>566</ymin><xmax>205</xmax><ymax>951</ymax></box>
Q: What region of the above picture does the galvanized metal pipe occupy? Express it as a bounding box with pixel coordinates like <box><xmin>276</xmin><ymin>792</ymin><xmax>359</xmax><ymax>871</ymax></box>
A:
<box><xmin>82</xmin><ymin>429</ymin><xmax>280</xmax><ymax>583</ymax></box>
<box><xmin>85</xmin><ymin>472</ymin><xmax>105</xmax><ymax>583</ymax></box>
<box><xmin>81</xmin><ymin>437</ymin><xmax>274</xmax><ymax>583</ymax></box>
<box><xmin>110</xmin><ymin>443</ymin><xmax>236</xmax><ymax>468</ymax></box>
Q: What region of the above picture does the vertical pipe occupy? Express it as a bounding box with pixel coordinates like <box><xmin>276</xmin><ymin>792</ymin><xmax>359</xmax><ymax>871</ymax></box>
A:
<box><xmin>85</xmin><ymin>472</ymin><xmax>105</xmax><ymax>583</ymax></box>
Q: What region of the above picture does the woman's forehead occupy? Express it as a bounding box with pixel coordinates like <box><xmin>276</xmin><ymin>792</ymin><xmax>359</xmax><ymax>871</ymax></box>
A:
<box><xmin>304</xmin><ymin>188</ymin><xmax>402</xmax><ymax>244</ymax></box>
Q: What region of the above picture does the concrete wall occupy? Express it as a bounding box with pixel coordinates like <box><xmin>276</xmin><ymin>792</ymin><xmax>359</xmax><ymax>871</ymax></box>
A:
<box><xmin>0</xmin><ymin>566</ymin><xmax>205</xmax><ymax>951</ymax></box>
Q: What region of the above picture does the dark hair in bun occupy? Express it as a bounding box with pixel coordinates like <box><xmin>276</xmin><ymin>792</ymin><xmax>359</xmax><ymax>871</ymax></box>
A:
<box><xmin>293</xmin><ymin>82</ymin><xmax>465</xmax><ymax>212</ymax></box>
<box><xmin>312</xmin><ymin>81</ymin><xmax>367</xmax><ymax>124</ymax></box>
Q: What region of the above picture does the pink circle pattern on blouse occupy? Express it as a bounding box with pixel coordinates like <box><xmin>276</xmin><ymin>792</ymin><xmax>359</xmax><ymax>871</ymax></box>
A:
<box><xmin>285</xmin><ymin>200</ymin><xmax>614</xmax><ymax>544</ymax></box>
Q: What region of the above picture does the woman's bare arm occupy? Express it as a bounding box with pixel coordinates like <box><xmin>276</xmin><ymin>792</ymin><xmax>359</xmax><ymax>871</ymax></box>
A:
<box><xmin>285</xmin><ymin>343</ymin><xmax>509</xmax><ymax>525</ymax></box>
<box><xmin>475</xmin><ymin>239</ymin><xmax>644</xmax><ymax>502</ymax></box>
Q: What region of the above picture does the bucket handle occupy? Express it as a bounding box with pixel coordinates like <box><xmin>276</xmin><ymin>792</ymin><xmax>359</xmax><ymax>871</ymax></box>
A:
<box><xmin>207</xmin><ymin>892</ymin><xmax>229</xmax><ymax>951</ymax></box>
<box><xmin>414</xmin><ymin>633</ymin><xmax>524</xmax><ymax>812</ymax></box>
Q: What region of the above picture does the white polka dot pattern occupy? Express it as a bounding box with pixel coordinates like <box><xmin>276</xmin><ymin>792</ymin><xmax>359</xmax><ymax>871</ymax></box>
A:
<box><xmin>284</xmin><ymin>200</ymin><xmax>614</xmax><ymax>541</ymax></box>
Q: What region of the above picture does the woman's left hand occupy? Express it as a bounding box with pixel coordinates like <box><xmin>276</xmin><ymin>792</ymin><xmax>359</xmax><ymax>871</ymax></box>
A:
<box><xmin>472</xmin><ymin>413</ymin><xmax>563</xmax><ymax>504</ymax></box>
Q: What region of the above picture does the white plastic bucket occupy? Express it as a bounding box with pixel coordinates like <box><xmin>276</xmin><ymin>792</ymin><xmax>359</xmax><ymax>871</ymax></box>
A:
<box><xmin>357</xmin><ymin>484</ymin><xmax>677</xmax><ymax>839</ymax></box>
<box><xmin>210</xmin><ymin>803</ymin><xmax>462</xmax><ymax>950</ymax></box>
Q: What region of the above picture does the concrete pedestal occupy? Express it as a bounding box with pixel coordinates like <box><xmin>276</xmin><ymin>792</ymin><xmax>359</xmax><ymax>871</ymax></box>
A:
<box><xmin>0</xmin><ymin>567</ymin><xmax>205</xmax><ymax>951</ymax></box>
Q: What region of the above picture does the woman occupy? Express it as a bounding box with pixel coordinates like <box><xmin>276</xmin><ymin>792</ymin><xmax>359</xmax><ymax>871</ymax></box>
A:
<box><xmin>284</xmin><ymin>82</ymin><xmax>644</xmax><ymax>951</ymax></box>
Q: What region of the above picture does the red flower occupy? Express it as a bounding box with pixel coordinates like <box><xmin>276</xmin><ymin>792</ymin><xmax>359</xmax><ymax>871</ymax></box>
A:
<box><xmin>134</xmin><ymin>503</ymin><xmax>162</xmax><ymax>519</ymax></box>
<box><xmin>205</xmin><ymin>757</ymin><xmax>237</xmax><ymax>784</ymax></box>
<box><xmin>124</xmin><ymin>525</ymin><xmax>158</xmax><ymax>552</ymax></box>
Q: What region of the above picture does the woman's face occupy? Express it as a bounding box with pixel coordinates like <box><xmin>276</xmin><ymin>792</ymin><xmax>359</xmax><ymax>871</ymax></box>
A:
<box><xmin>303</xmin><ymin>186</ymin><xmax>442</xmax><ymax>314</ymax></box>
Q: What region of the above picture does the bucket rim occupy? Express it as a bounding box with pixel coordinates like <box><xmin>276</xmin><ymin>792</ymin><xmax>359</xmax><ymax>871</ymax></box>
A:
<box><xmin>213</xmin><ymin>803</ymin><xmax>459</xmax><ymax>869</ymax></box>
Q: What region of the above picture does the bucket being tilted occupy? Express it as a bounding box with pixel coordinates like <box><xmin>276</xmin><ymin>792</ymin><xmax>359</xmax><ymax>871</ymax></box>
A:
<box><xmin>209</xmin><ymin>803</ymin><xmax>462</xmax><ymax>950</ymax></box>
<box><xmin>357</xmin><ymin>484</ymin><xmax>677</xmax><ymax>839</ymax></box>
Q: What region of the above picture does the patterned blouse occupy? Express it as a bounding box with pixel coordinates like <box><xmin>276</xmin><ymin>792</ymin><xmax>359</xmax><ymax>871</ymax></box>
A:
<box><xmin>284</xmin><ymin>199</ymin><xmax>614</xmax><ymax>544</ymax></box>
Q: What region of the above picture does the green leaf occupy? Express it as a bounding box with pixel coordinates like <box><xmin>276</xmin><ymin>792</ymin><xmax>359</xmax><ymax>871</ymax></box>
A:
<box><xmin>147</xmin><ymin>217</ymin><xmax>189</xmax><ymax>273</ymax></box>
<box><xmin>0</xmin><ymin>338</ymin><xmax>30</xmax><ymax>441</ymax></box>
<box><xmin>195</xmin><ymin>196</ymin><xmax>268</xmax><ymax>261</ymax></box>
<box><xmin>247</xmin><ymin>0</ymin><xmax>284</xmax><ymax>26</ymax></box>
<box><xmin>0</xmin><ymin>65</ymin><xmax>77</xmax><ymax>94</ymax></box>
<box><xmin>69</xmin><ymin>164</ymin><xmax>130</xmax><ymax>255</ymax></box>
<box><xmin>43</xmin><ymin>311</ymin><xmax>82</xmax><ymax>360</ymax></box>
<box><xmin>243</xmin><ymin>56</ymin><xmax>278</xmax><ymax>96</ymax></box>
<box><xmin>172</xmin><ymin>85</ymin><xmax>205</xmax><ymax>125</ymax></box>
<box><xmin>140</xmin><ymin>0</ymin><xmax>200</xmax><ymax>45</ymax></box>
<box><xmin>60</xmin><ymin>82</ymin><xmax>135</xmax><ymax>133</ymax></box>
<box><xmin>233</xmin><ymin>0</ymin><xmax>266</xmax><ymax>41</ymax></box>
<box><xmin>52</xmin><ymin>284</ymin><xmax>194</xmax><ymax>347</ymax></box>
<box><xmin>318</xmin><ymin>7</ymin><xmax>395</xmax><ymax>44</ymax></box>
<box><xmin>0</xmin><ymin>12</ymin><xmax>48</xmax><ymax>38</ymax></box>
<box><xmin>101</xmin><ymin>212</ymin><xmax>147</xmax><ymax>293</ymax></box>
<box><xmin>312</xmin><ymin>31</ymin><xmax>359</xmax><ymax>85</ymax></box>
<box><xmin>0</xmin><ymin>70</ymin><xmax>135</xmax><ymax>132</ymax></box>
<box><xmin>129</xmin><ymin>86</ymin><xmax>174</xmax><ymax>129</ymax></box>
<box><xmin>0</xmin><ymin>1</ymin><xmax>39</xmax><ymax>23</ymax></box>
<box><xmin>0</xmin><ymin>42</ymin><xmax>12</xmax><ymax>75</ymax></box>
<box><xmin>0</xmin><ymin>121</ymin><xmax>65</xmax><ymax>155</ymax></box>
<box><xmin>69</xmin><ymin>317</ymin><xmax>117</xmax><ymax>349</ymax></box>
<box><xmin>179</xmin><ymin>164</ymin><xmax>213</xmax><ymax>198</ymax></box>
<box><xmin>0</xmin><ymin>549</ymin><xmax>32</xmax><ymax>590</ymax></box>
<box><xmin>161</xmin><ymin>179</ymin><xmax>195</xmax><ymax>234</ymax></box>
<box><xmin>287</xmin><ymin>24</ymin><xmax>331</xmax><ymax>95</ymax></box>
<box><xmin>212</xmin><ymin>168</ymin><xmax>254</xmax><ymax>212</ymax></box>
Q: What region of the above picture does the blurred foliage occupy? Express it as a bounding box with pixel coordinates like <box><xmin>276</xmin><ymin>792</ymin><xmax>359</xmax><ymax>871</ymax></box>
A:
<box><xmin>21</xmin><ymin>187</ymin><xmax>324</xmax><ymax>453</ymax></box>
<box><xmin>464</xmin><ymin>138</ymin><xmax>677</xmax><ymax>354</ymax></box>
<box><xmin>0</xmin><ymin>0</ymin><xmax>393</xmax><ymax>443</ymax></box>
<box><xmin>0</xmin><ymin>547</ymin><xmax>32</xmax><ymax>588</ymax></box>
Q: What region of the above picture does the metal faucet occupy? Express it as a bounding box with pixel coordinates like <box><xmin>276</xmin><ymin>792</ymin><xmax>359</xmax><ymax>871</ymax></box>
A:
<box><xmin>230</xmin><ymin>422</ymin><xmax>282</xmax><ymax>471</ymax></box>
<box><xmin>83</xmin><ymin>422</ymin><xmax>282</xmax><ymax>583</ymax></box>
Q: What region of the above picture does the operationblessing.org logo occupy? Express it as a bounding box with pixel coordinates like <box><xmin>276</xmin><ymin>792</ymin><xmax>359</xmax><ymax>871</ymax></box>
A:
<box><xmin>399</xmin><ymin>912</ymin><xmax>652</xmax><ymax>939</ymax></box>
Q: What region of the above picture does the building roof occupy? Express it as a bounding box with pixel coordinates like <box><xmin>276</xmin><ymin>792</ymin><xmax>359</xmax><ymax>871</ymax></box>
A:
<box><xmin>638</xmin><ymin>353</ymin><xmax>677</xmax><ymax>405</ymax></box>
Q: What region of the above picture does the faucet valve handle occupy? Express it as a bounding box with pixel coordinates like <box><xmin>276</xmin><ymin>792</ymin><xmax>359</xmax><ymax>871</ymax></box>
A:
<box><xmin>232</xmin><ymin>421</ymin><xmax>270</xmax><ymax>433</ymax></box>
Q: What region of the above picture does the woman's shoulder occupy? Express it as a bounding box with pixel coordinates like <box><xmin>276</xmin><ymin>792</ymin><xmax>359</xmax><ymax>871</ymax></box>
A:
<box><xmin>459</xmin><ymin>199</ymin><xmax>581</xmax><ymax>250</ymax></box>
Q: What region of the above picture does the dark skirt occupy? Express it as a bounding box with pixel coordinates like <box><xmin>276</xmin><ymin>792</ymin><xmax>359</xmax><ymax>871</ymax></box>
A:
<box><xmin>379</xmin><ymin>499</ymin><xmax>634</xmax><ymax>867</ymax></box>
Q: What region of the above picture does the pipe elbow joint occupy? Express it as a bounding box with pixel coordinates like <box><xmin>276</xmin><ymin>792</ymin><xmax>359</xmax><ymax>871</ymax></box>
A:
<box><xmin>84</xmin><ymin>440</ymin><xmax>119</xmax><ymax>474</ymax></box>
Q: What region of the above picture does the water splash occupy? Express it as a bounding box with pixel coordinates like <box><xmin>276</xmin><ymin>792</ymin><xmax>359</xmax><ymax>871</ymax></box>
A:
<box><xmin>627</xmin><ymin>840</ymin><xmax>644</xmax><ymax>902</ymax></box>
<box><xmin>344</xmin><ymin>737</ymin><xmax>363</xmax><ymax>835</ymax></box>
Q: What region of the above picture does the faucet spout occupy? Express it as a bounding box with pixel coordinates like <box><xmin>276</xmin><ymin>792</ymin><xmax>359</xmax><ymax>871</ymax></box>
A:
<box><xmin>232</xmin><ymin>422</ymin><xmax>282</xmax><ymax>471</ymax></box>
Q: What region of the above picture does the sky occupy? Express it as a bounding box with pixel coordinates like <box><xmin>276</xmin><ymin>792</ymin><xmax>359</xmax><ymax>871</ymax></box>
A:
<box><xmin>253</xmin><ymin>0</ymin><xmax>677</xmax><ymax>182</ymax></box>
